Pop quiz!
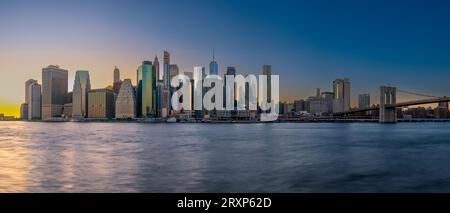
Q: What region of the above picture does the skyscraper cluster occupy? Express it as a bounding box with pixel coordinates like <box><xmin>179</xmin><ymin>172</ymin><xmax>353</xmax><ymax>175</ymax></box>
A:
<box><xmin>281</xmin><ymin>78</ymin><xmax>353</xmax><ymax>117</ymax></box>
<box><xmin>20</xmin><ymin>50</ymin><xmax>274</xmax><ymax>122</ymax></box>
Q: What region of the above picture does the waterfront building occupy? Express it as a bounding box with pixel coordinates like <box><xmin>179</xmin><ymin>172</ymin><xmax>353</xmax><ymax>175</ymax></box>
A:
<box><xmin>358</xmin><ymin>94</ymin><xmax>371</xmax><ymax>109</ymax></box>
<box><xmin>88</xmin><ymin>89</ymin><xmax>115</xmax><ymax>119</ymax></box>
<box><xmin>42</xmin><ymin>65</ymin><xmax>68</xmax><ymax>120</ymax></box>
<box><xmin>136</xmin><ymin>66</ymin><xmax>143</xmax><ymax>118</ymax></box>
<box><xmin>115</xmin><ymin>79</ymin><xmax>136</xmax><ymax>119</ymax></box>
<box><xmin>332</xmin><ymin>78</ymin><xmax>351</xmax><ymax>113</ymax></box>
<box><xmin>22</xmin><ymin>79</ymin><xmax>37</xmax><ymax>120</ymax></box>
<box><xmin>62</xmin><ymin>103</ymin><xmax>72</xmax><ymax>119</ymax></box>
<box><xmin>25</xmin><ymin>79</ymin><xmax>37</xmax><ymax>104</ymax></box>
<box><xmin>308</xmin><ymin>95</ymin><xmax>323</xmax><ymax>116</ymax></box>
<box><xmin>321</xmin><ymin>91</ymin><xmax>334</xmax><ymax>115</ymax></box>
<box><xmin>20</xmin><ymin>103</ymin><xmax>28</xmax><ymax>120</ymax></box>
<box><xmin>294</xmin><ymin>100</ymin><xmax>305</xmax><ymax>112</ymax></box>
<box><xmin>72</xmin><ymin>70</ymin><xmax>91</xmax><ymax>118</ymax></box>
<box><xmin>28</xmin><ymin>82</ymin><xmax>42</xmax><ymax>120</ymax></box>
<box><xmin>140</xmin><ymin>61</ymin><xmax>156</xmax><ymax>117</ymax></box>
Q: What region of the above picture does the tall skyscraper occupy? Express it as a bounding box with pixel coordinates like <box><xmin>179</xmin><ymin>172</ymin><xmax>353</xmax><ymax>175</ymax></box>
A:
<box><xmin>209</xmin><ymin>49</ymin><xmax>218</xmax><ymax>76</ymax></box>
<box><xmin>224</xmin><ymin>66</ymin><xmax>236</xmax><ymax>110</ymax></box>
<box><xmin>162</xmin><ymin>51</ymin><xmax>170</xmax><ymax>118</ymax></box>
<box><xmin>153</xmin><ymin>56</ymin><xmax>160</xmax><ymax>81</ymax></box>
<box><xmin>113</xmin><ymin>66</ymin><xmax>122</xmax><ymax>94</ymax></box>
<box><xmin>184</xmin><ymin>71</ymin><xmax>194</xmax><ymax>111</ymax></box>
<box><xmin>114</xmin><ymin>66</ymin><xmax>120</xmax><ymax>83</ymax></box>
<box><xmin>358</xmin><ymin>94</ymin><xmax>370</xmax><ymax>109</ymax></box>
<box><xmin>163</xmin><ymin>51</ymin><xmax>170</xmax><ymax>86</ymax></box>
<box><xmin>332</xmin><ymin>78</ymin><xmax>351</xmax><ymax>113</ymax></box>
<box><xmin>25</xmin><ymin>79</ymin><xmax>37</xmax><ymax>104</ymax></box>
<box><xmin>28</xmin><ymin>82</ymin><xmax>42</xmax><ymax>120</ymax></box>
<box><xmin>194</xmin><ymin>66</ymin><xmax>206</xmax><ymax>118</ymax></box>
<box><xmin>42</xmin><ymin>65</ymin><xmax>68</xmax><ymax>120</ymax></box>
<box><xmin>22</xmin><ymin>79</ymin><xmax>37</xmax><ymax>120</ymax></box>
<box><xmin>136</xmin><ymin>66</ymin><xmax>143</xmax><ymax>118</ymax></box>
<box><xmin>263</xmin><ymin>65</ymin><xmax>272</xmax><ymax>102</ymax></box>
<box><xmin>157</xmin><ymin>81</ymin><xmax>165</xmax><ymax>118</ymax></box>
<box><xmin>115</xmin><ymin>79</ymin><xmax>135</xmax><ymax>119</ymax></box>
<box><xmin>140</xmin><ymin>61</ymin><xmax>155</xmax><ymax>117</ymax></box>
<box><xmin>88</xmin><ymin>89</ymin><xmax>115</xmax><ymax>119</ymax></box>
<box><xmin>72</xmin><ymin>70</ymin><xmax>91</xmax><ymax>118</ymax></box>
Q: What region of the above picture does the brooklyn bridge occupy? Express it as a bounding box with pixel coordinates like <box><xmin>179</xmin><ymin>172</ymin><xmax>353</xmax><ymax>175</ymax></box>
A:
<box><xmin>333</xmin><ymin>86</ymin><xmax>450</xmax><ymax>123</ymax></box>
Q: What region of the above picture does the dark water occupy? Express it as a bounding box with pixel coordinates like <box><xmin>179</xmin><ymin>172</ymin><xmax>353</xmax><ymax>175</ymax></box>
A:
<box><xmin>1</xmin><ymin>121</ymin><xmax>450</xmax><ymax>192</ymax></box>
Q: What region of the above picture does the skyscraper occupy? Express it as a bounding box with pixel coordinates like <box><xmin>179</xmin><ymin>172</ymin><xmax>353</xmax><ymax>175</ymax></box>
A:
<box><xmin>153</xmin><ymin>56</ymin><xmax>160</xmax><ymax>81</ymax></box>
<box><xmin>115</xmin><ymin>79</ymin><xmax>136</xmax><ymax>119</ymax></box>
<box><xmin>224</xmin><ymin>66</ymin><xmax>236</xmax><ymax>110</ymax></box>
<box><xmin>20</xmin><ymin>103</ymin><xmax>28</xmax><ymax>120</ymax></box>
<box><xmin>209</xmin><ymin>49</ymin><xmax>218</xmax><ymax>76</ymax></box>
<box><xmin>72</xmin><ymin>70</ymin><xmax>91</xmax><ymax>118</ymax></box>
<box><xmin>88</xmin><ymin>89</ymin><xmax>115</xmax><ymax>119</ymax></box>
<box><xmin>358</xmin><ymin>94</ymin><xmax>370</xmax><ymax>109</ymax></box>
<box><xmin>114</xmin><ymin>66</ymin><xmax>120</xmax><ymax>83</ymax></box>
<box><xmin>22</xmin><ymin>79</ymin><xmax>37</xmax><ymax>120</ymax></box>
<box><xmin>28</xmin><ymin>82</ymin><xmax>42</xmax><ymax>120</ymax></box>
<box><xmin>332</xmin><ymin>78</ymin><xmax>351</xmax><ymax>113</ymax></box>
<box><xmin>113</xmin><ymin>66</ymin><xmax>122</xmax><ymax>94</ymax></box>
<box><xmin>136</xmin><ymin>66</ymin><xmax>143</xmax><ymax>118</ymax></box>
<box><xmin>140</xmin><ymin>61</ymin><xmax>155</xmax><ymax>117</ymax></box>
<box><xmin>194</xmin><ymin>66</ymin><xmax>206</xmax><ymax>118</ymax></box>
<box><xmin>163</xmin><ymin>51</ymin><xmax>170</xmax><ymax>88</ymax></box>
<box><xmin>25</xmin><ymin>79</ymin><xmax>37</xmax><ymax>104</ymax></box>
<box><xmin>162</xmin><ymin>51</ymin><xmax>170</xmax><ymax>118</ymax></box>
<box><xmin>263</xmin><ymin>65</ymin><xmax>272</xmax><ymax>102</ymax></box>
<box><xmin>42</xmin><ymin>65</ymin><xmax>68</xmax><ymax>120</ymax></box>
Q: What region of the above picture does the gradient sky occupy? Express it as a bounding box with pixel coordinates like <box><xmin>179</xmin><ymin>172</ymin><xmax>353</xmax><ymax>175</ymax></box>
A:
<box><xmin>1</xmin><ymin>0</ymin><xmax>450</xmax><ymax>117</ymax></box>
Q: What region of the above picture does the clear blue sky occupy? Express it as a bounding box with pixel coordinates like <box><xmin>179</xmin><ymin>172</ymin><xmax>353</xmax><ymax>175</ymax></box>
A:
<box><xmin>1</xmin><ymin>0</ymin><xmax>450</xmax><ymax>115</ymax></box>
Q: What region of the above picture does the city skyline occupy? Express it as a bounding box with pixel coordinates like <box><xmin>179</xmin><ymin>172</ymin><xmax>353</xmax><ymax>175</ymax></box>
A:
<box><xmin>1</xmin><ymin>0</ymin><xmax>450</xmax><ymax>117</ymax></box>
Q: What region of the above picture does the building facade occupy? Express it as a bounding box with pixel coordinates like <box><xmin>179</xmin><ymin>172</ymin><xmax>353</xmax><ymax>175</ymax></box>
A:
<box><xmin>140</xmin><ymin>61</ymin><xmax>156</xmax><ymax>117</ymax></box>
<box><xmin>358</xmin><ymin>94</ymin><xmax>370</xmax><ymax>109</ymax></box>
<box><xmin>88</xmin><ymin>89</ymin><xmax>114</xmax><ymax>119</ymax></box>
<box><xmin>28</xmin><ymin>82</ymin><xmax>42</xmax><ymax>120</ymax></box>
<box><xmin>72</xmin><ymin>70</ymin><xmax>91</xmax><ymax>118</ymax></box>
<box><xmin>332</xmin><ymin>78</ymin><xmax>351</xmax><ymax>113</ymax></box>
<box><xmin>41</xmin><ymin>65</ymin><xmax>68</xmax><ymax>120</ymax></box>
<box><xmin>115</xmin><ymin>79</ymin><xmax>136</xmax><ymax>119</ymax></box>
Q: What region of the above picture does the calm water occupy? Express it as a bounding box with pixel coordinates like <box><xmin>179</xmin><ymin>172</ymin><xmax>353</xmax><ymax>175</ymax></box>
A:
<box><xmin>1</xmin><ymin>121</ymin><xmax>450</xmax><ymax>192</ymax></box>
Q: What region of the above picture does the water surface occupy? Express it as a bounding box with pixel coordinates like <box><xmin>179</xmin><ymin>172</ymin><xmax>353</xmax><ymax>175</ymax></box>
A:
<box><xmin>1</xmin><ymin>121</ymin><xmax>450</xmax><ymax>192</ymax></box>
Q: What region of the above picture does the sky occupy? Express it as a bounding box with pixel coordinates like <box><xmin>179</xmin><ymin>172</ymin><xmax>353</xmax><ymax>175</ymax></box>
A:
<box><xmin>1</xmin><ymin>0</ymin><xmax>450</xmax><ymax>117</ymax></box>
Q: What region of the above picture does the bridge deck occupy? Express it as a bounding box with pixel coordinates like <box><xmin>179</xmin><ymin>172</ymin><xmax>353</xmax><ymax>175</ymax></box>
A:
<box><xmin>333</xmin><ymin>97</ymin><xmax>450</xmax><ymax>116</ymax></box>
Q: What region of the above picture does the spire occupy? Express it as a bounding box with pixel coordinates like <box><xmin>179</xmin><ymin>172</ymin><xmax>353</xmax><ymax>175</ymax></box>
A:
<box><xmin>212</xmin><ymin>48</ymin><xmax>215</xmax><ymax>62</ymax></box>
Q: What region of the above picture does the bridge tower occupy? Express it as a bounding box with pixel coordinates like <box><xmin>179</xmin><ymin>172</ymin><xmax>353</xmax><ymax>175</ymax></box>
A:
<box><xmin>380</xmin><ymin>86</ymin><xmax>397</xmax><ymax>123</ymax></box>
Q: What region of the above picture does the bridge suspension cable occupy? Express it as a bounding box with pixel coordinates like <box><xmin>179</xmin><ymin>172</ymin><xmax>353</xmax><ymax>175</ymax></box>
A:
<box><xmin>396</xmin><ymin>89</ymin><xmax>436</xmax><ymax>98</ymax></box>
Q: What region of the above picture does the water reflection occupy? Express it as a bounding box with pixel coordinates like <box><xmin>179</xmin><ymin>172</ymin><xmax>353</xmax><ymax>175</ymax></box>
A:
<box><xmin>1</xmin><ymin>121</ymin><xmax>450</xmax><ymax>192</ymax></box>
